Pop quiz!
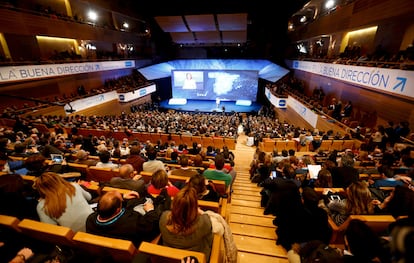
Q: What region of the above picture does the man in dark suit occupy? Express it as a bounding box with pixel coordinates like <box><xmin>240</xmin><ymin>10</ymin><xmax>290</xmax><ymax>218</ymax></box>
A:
<box><xmin>86</xmin><ymin>190</ymin><xmax>161</xmax><ymax>247</ymax></box>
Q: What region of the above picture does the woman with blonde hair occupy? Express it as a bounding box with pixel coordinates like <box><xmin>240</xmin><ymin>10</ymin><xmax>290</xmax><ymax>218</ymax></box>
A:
<box><xmin>159</xmin><ymin>186</ymin><xmax>213</xmax><ymax>261</ymax></box>
<box><xmin>33</xmin><ymin>172</ymin><xmax>93</xmax><ymax>232</ymax></box>
<box><xmin>325</xmin><ymin>181</ymin><xmax>375</xmax><ymax>226</ymax></box>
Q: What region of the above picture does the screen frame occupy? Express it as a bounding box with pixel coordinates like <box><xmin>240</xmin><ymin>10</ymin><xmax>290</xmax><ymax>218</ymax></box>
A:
<box><xmin>171</xmin><ymin>69</ymin><xmax>259</xmax><ymax>102</ymax></box>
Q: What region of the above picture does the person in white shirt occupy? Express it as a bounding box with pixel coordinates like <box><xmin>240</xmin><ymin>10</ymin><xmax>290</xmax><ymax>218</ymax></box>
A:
<box><xmin>182</xmin><ymin>72</ymin><xmax>197</xmax><ymax>90</ymax></box>
<box><xmin>143</xmin><ymin>146</ymin><xmax>165</xmax><ymax>173</ymax></box>
<box><xmin>95</xmin><ymin>150</ymin><xmax>119</xmax><ymax>169</ymax></box>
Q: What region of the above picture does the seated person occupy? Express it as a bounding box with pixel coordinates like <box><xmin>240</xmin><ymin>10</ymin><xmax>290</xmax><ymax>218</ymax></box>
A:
<box><xmin>33</xmin><ymin>172</ymin><xmax>93</xmax><ymax>232</ymax></box>
<box><xmin>86</xmin><ymin>190</ymin><xmax>161</xmax><ymax>247</ymax></box>
<box><xmin>169</xmin><ymin>155</ymin><xmax>198</xmax><ymax>178</ymax></box>
<box><xmin>159</xmin><ymin>187</ymin><xmax>213</xmax><ymax>261</ymax></box>
<box><xmin>188</xmin><ymin>173</ymin><xmax>220</xmax><ymax>202</ymax></box>
<box><xmin>203</xmin><ymin>154</ymin><xmax>232</xmax><ymax>188</ymax></box>
<box><xmin>369</xmin><ymin>164</ymin><xmax>406</xmax><ymax>188</ymax></box>
<box><xmin>108</xmin><ymin>164</ymin><xmax>146</xmax><ymax>196</ymax></box>
<box><xmin>343</xmin><ymin>219</ymin><xmax>391</xmax><ymax>263</ymax></box>
<box><xmin>163</xmin><ymin>151</ymin><xmax>179</xmax><ymax>164</ymax></box>
<box><xmin>143</xmin><ymin>146</ymin><xmax>165</xmax><ymax>173</ymax></box>
<box><xmin>147</xmin><ymin>169</ymin><xmax>180</xmax><ymax>198</ymax></box>
<box><xmin>0</xmin><ymin>173</ymin><xmax>39</xmax><ymax>220</ymax></box>
<box><xmin>321</xmin><ymin>181</ymin><xmax>377</xmax><ymax>226</ymax></box>
<box><xmin>94</xmin><ymin>150</ymin><xmax>119</xmax><ymax>169</ymax></box>
<box><xmin>74</xmin><ymin>150</ymin><xmax>98</xmax><ymax>167</ymax></box>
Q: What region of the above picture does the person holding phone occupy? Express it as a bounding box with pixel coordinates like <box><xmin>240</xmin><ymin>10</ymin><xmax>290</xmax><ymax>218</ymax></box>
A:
<box><xmin>320</xmin><ymin>181</ymin><xmax>377</xmax><ymax>226</ymax></box>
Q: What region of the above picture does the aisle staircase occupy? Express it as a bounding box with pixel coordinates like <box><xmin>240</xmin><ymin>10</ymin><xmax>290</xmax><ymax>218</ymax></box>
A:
<box><xmin>230</xmin><ymin>135</ymin><xmax>288</xmax><ymax>263</ymax></box>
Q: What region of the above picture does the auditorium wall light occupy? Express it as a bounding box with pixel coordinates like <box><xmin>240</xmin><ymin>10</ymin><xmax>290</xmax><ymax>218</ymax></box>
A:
<box><xmin>87</xmin><ymin>10</ymin><xmax>98</xmax><ymax>21</ymax></box>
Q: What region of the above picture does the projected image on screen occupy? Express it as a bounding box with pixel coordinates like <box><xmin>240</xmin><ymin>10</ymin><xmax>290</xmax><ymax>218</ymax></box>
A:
<box><xmin>172</xmin><ymin>71</ymin><xmax>204</xmax><ymax>98</ymax></box>
<box><xmin>172</xmin><ymin>70</ymin><xmax>258</xmax><ymax>102</ymax></box>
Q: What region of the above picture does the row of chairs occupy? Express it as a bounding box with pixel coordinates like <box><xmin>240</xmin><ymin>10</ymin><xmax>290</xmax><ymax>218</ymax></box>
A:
<box><xmin>21</xmin><ymin>170</ymin><xmax>229</xmax><ymax>220</ymax></box>
<box><xmin>0</xmin><ymin>214</ymin><xmax>223</xmax><ymax>263</ymax></box>
<box><xmin>317</xmin><ymin>139</ymin><xmax>356</xmax><ymax>152</ymax></box>
<box><xmin>67</xmin><ymin>128</ymin><xmax>237</xmax><ymax>150</ymax></box>
<box><xmin>260</xmin><ymin>139</ymin><xmax>297</xmax><ymax>153</ymax></box>
<box><xmin>259</xmin><ymin>139</ymin><xmax>357</xmax><ymax>153</ymax></box>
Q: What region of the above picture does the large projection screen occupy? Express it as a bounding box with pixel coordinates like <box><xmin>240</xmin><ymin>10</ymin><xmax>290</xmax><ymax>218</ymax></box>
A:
<box><xmin>172</xmin><ymin>69</ymin><xmax>258</xmax><ymax>101</ymax></box>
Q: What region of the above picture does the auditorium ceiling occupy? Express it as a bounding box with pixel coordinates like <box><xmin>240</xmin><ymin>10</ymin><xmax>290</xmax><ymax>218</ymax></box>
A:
<box><xmin>125</xmin><ymin>0</ymin><xmax>309</xmax><ymax>48</ymax></box>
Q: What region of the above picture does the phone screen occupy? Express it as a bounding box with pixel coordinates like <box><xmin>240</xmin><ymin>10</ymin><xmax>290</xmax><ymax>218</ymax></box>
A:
<box><xmin>271</xmin><ymin>171</ymin><xmax>277</xmax><ymax>178</ymax></box>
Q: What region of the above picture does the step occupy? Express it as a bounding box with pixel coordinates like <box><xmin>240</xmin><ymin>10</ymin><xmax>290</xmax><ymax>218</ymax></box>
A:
<box><xmin>233</xmin><ymin>235</ymin><xmax>287</xmax><ymax>258</ymax></box>
<box><xmin>232</xmin><ymin>189</ymin><xmax>261</xmax><ymax>197</ymax></box>
<box><xmin>231</xmin><ymin>199</ymin><xmax>261</xmax><ymax>208</ymax></box>
<box><xmin>233</xmin><ymin>178</ymin><xmax>251</xmax><ymax>183</ymax></box>
<box><xmin>231</xmin><ymin>185</ymin><xmax>261</xmax><ymax>192</ymax></box>
<box><xmin>230</xmin><ymin>205</ymin><xmax>273</xmax><ymax>218</ymax></box>
<box><xmin>229</xmin><ymin>213</ymin><xmax>275</xmax><ymax>227</ymax></box>
<box><xmin>238</xmin><ymin>252</ymin><xmax>288</xmax><ymax>263</ymax></box>
<box><xmin>230</xmin><ymin>222</ymin><xmax>276</xmax><ymax>240</ymax></box>
<box><xmin>231</xmin><ymin>194</ymin><xmax>261</xmax><ymax>202</ymax></box>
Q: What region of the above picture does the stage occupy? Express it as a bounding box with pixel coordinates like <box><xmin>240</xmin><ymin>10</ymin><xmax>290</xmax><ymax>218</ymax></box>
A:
<box><xmin>159</xmin><ymin>99</ymin><xmax>262</xmax><ymax>113</ymax></box>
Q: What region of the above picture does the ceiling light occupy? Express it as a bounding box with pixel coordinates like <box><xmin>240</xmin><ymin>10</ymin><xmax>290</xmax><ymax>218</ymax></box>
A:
<box><xmin>300</xmin><ymin>16</ymin><xmax>307</xmax><ymax>23</ymax></box>
<box><xmin>88</xmin><ymin>11</ymin><xmax>97</xmax><ymax>21</ymax></box>
<box><xmin>325</xmin><ymin>0</ymin><xmax>335</xmax><ymax>10</ymax></box>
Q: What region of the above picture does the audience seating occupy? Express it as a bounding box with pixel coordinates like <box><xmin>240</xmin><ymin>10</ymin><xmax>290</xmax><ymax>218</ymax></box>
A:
<box><xmin>330</xmin><ymin>140</ymin><xmax>344</xmax><ymax>151</ymax></box>
<box><xmin>140</xmin><ymin>132</ymin><xmax>152</xmax><ymax>142</ymax></box>
<box><xmin>192</xmin><ymin>135</ymin><xmax>202</xmax><ymax>145</ymax></box>
<box><xmin>313</xmin><ymin>188</ymin><xmax>346</xmax><ymax>196</ymax></box>
<box><xmin>86</xmin><ymin>166</ymin><xmax>118</xmax><ymax>182</ymax></box>
<box><xmin>223</xmin><ymin>137</ymin><xmax>236</xmax><ymax>150</ymax></box>
<box><xmin>328</xmin><ymin>214</ymin><xmax>396</xmax><ymax>245</ymax></box>
<box><xmin>150</xmin><ymin>133</ymin><xmax>161</xmax><ymax>144</ymax></box>
<box><xmin>319</xmin><ymin>140</ymin><xmax>332</xmax><ymax>152</ymax></box>
<box><xmin>0</xmin><ymin>214</ymin><xmax>225</xmax><ymax>263</ymax></box>
<box><xmin>18</xmin><ymin>219</ymin><xmax>76</xmax><ymax>248</ymax></box>
<box><xmin>138</xmin><ymin>234</ymin><xmax>224</xmax><ymax>263</ymax></box>
<box><xmin>101</xmin><ymin>186</ymin><xmax>133</xmax><ymax>195</ymax></box>
<box><xmin>285</xmin><ymin>140</ymin><xmax>296</xmax><ymax>151</ymax></box>
<box><xmin>262</xmin><ymin>139</ymin><xmax>275</xmax><ymax>152</ymax></box>
<box><xmin>359</xmin><ymin>173</ymin><xmax>381</xmax><ymax>180</ymax></box>
<box><xmin>138</xmin><ymin>241</ymin><xmax>206</xmax><ymax>263</ymax></box>
<box><xmin>342</xmin><ymin>140</ymin><xmax>354</xmax><ymax>150</ymax></box>
<box><xmin>0</xmin><ymin>214</ymin><xmax>21</xmax><ymax>232</ymax></box>
<box><xmin>213</xmin><ymin>137</ymin><xmax>225</xmax><ymax>149</ymax></box>
<box><xmin>72</xmin><ymin>231</ymin><xmax>138</xmax><ymax>263</ymax></box>
<box><xmin>181</xmin><ymin>134</ymin><xmax>193</xmax><ymax>146</ymax></box>
<box><xmin>170</xmin><ymin>134</ymin><xmax>181</xmax><ymax>145</ymax></box>
<box><xmin>160</xmin><ymin>133</ymin><xmax>171</xmax><ymax>144</ymax></box>
<box><xmin>33</xmin><ymin>123</ymin><xmax>51</xmax><ymax>134</ymax></box>
<box><xmin>0</xmin><ymin>117</ymin><xmax>16</xmax><ymax>128</ymax></box>
<box><xmin>275</xmin><ymin>140</ymin><xmax>287</xmax><ymax>152</ymax></box>
<box><xmin>202</xmin><ymin>137</ymin><xmax>214</xmax><ymax>149</ymax></box>
<box><xmin>67</xmin><ymin>162</ymin><xmax>89</xmax><ymax>176</ymax></box>
<box><xmin>297</xmin><ymin>141</ymin><xmax>310</xmax><ymax>152</ymax></box>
